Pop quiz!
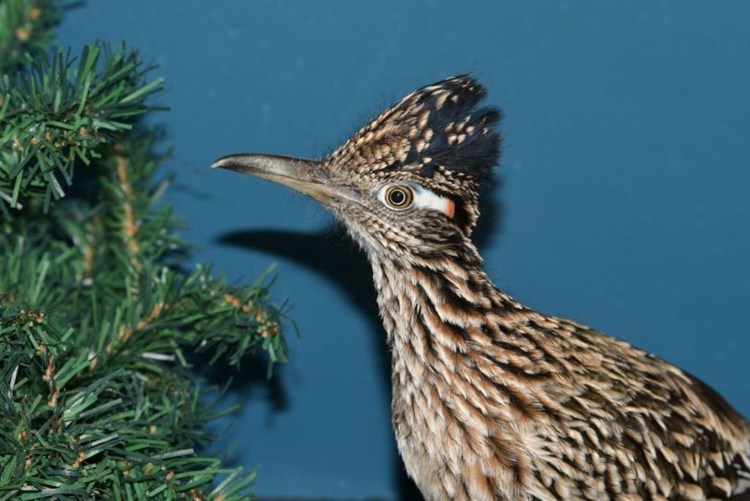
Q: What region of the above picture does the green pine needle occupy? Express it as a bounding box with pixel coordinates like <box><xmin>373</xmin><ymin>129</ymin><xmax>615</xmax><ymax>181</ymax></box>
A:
<box><xmin>0</xmin><ymin>0</ymin><xmax>59</xmax><ymax>74</ymax></box>
<box><xmin>0</xmin><ymin>135</ymin><xmax>288</xmax><ymax>498</ymax></box>
<box><xmin>0</xmin><ymin>43</ymin><xmax>164</xmax><ymax>213</ymax></box>
<box><xmin>0</xmin><ymin>4</ymin><xmax>289</xmax><ymax>499</ymax></box>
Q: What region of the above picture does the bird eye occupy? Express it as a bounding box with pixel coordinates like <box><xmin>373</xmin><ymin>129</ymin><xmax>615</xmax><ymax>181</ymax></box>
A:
<box><xmin>383</xmin><ymin>185</ymin><xmax>414</xmax><ymax>210</ymax></box>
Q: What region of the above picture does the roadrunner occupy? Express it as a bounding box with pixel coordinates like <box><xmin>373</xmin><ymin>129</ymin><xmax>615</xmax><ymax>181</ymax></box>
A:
<box><xmin>213</xmin><ymin>76</ymin><xmax>750</xmax><ymax>500</ymax></box>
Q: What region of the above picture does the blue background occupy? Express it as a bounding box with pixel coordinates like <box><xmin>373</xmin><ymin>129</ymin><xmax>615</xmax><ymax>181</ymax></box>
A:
<box><xmin>58</xmin><ymin>2</ymin><xmax>750</xmax><ymax>499</ymax></box>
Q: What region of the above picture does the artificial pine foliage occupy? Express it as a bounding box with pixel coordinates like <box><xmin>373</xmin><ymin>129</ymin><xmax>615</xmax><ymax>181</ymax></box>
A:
<box><xmin>0</xmin><ymin>1</ymin><xmax>287</xmax><ymax>498</ymax></box>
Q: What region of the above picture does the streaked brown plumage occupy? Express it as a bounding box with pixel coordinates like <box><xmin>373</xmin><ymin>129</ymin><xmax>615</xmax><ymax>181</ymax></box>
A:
<box><xmin>214</xmin><ymin>75</ymin><xmax>750</xmax><ymax>500</ymax></box>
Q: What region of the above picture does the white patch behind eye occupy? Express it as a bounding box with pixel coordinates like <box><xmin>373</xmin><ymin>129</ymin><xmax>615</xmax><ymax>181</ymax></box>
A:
<box><xmin>413</xmin><ymin>186</ymin><xmax>451</xmax><ymax>214</ymax></box>
<box><xmin>377</xmin><ymin>184</ymin><xmax>455</xmax><ymax>218</ymax></box>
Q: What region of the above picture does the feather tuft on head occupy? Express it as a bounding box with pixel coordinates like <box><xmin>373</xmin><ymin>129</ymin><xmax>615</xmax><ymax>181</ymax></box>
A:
<box><xmin>327</xmin><ymin>75</ymin><xmax>502</xmax><ymax>188</ymax></box>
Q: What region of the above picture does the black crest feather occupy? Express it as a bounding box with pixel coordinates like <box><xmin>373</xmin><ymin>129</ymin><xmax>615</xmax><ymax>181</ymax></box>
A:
<box><xmin>327</xmin><ymin>75</ymin><xmax>502</xmax><ymax>183</ymax></box>
<box><xmin>403</xmin><ymin>75</ymin><xmax>502</xmax><ymax>180</ymax></box>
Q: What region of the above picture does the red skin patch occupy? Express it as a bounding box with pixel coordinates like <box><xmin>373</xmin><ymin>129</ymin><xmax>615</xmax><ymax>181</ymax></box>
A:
<box><xmin>445</xmin><ymin>199</ymin><xmax>455</xmax><ymax>219</ymax></box>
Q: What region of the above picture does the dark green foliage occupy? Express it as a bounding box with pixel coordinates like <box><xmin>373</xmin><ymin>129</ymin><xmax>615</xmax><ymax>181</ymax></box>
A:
<box><xmin>0</xmin><ymin>43</ymin><xmax>164</xmax><ymax>213</ymax></box>
<box><xmin>0</xmin><ymin>2</ymin><xmax>287</xmax><ymax>499</ymax></box>
<box><xmin>0</xmin><ymin>0</ymin><xmax>59</xmax><ymax>74</ymax></box>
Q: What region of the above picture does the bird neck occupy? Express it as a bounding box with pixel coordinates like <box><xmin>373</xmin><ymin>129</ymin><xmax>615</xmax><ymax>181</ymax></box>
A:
<box><xmin>368</xmin><ymin>240</ymin><xmax>522</xmax><ymax>364</ymax></box>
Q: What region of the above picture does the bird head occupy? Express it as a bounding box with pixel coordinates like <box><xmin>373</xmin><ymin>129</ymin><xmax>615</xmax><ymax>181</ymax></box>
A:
<box><xmin>213</xmin><ymin>75</ymin><xmax>501</xmax><ymax>265</ymax></box>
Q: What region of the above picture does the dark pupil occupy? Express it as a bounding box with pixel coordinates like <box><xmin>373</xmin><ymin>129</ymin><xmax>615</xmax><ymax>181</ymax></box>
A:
<box><xmin>389</xmin><ymin>189</ymin><xmax>406</xmax><ymax>205</ymax></box>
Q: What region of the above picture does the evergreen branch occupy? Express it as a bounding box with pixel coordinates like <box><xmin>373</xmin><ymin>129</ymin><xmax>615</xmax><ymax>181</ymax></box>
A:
<box><xmin>0</xmin><ymin>43</ymin><xmax>164</xmax><ymax>213</ymax></box>
<box><xmin>0</xmin><ymin>6</ymin><xmax>289</xmax><ymax>498</ymax></box>
<box><xmin>0</xmin><ymin>302</ymin><xmax>259</xmax><ymax>499</ymax></box>
<box><xmin>0</xmin><ymin>0</ymin><xmax>59</xmax><ymax>74</ymax></box>
<box><xmin>0</xmin><ymin>133</ymin><xmax>287</xmax><ymax>499</ymax></box>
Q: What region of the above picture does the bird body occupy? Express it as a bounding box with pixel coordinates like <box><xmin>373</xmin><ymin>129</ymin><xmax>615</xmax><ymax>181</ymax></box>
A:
<box><xmin>376</xmin><ymin>250</ymin><xmax>750</xmax><ymax>500</ymax></box>
<box><xmin>214</xmin><ymin>76</ymin><xmax>750</xmax><ymax>500</ymax></box>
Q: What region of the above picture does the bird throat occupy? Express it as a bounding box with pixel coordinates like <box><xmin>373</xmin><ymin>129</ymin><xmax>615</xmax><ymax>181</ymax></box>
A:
<box><xmin>366</xmin><ymin>242</ymin><xmax>529</xmax><ymax>400</ymax></box>
<box><xmin>367</xmin><ymin>250</ymin><xmax>534</xmax><ymax>498</ymax></box>
<box><xmin>367</xmin><ymin>247</ymin><xmax>516</xmax><ymax>368</ymax></box>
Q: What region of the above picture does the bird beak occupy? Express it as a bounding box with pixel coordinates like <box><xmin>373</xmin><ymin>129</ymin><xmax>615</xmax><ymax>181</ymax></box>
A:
<box><xmin>212</xmin><ymin>153</ymin><xmax>357</xmax><ymax>208</ymax></box>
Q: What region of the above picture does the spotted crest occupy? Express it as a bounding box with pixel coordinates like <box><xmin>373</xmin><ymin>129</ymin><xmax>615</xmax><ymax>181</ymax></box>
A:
<box><xmin>325</xmin><ymin>75</ymin><xmax>502</xmax><ymax>233</ymax></box>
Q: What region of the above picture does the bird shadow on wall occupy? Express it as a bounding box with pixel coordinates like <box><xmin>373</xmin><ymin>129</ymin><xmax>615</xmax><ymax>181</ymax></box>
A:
<box><xmin>215</xmin><ymin>177</ymin><xmax>504</xmax><ymax>501</ymax></box>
